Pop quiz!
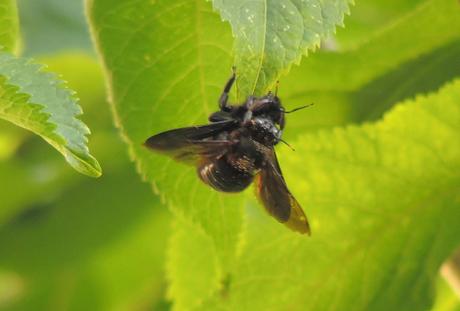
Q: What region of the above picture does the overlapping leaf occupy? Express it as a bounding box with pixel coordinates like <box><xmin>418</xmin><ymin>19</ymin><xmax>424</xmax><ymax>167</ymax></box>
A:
<box><xmin>334</xmin><ymin>0</ymin><xmax>425</xmax><ymax>48</ymax></box>
<box><xmin>167</xmin><ymin>215</ymin><xmax>222</xmax><ymax>311</ymax></box>
<box><xmin>87</xmin><ymin>1</ymin><xmax>460</xmax><ymax>310</ymax></box>
<box><xmin>0</xmin><ymin>54</ymin><xmax>169</xmax><ymax>310</ymax></box>
<box><xmin>87</xmin><ymin>0</ymin><xmax>243</xmax><ymax>307</ymax></box>
<box><xmin>0</xmin><ymin>54</ymin><xmax>109</xmax><ymax>225</ymax></box>
<box><xmin>280</xmin><ymin>0</ymin><xmax>460</xmax><ymax>135</ymax></box>
<box><xmin>0</xmin><ymin>51</ymin><xmax>101</xmax><ymax>177</ymax></box>
<box><xmin>211</xmin><ymin>0</ymin><xmax>352</xmax><ymax>98</ymax></box>
<box><xmin>200</xmin><ymin>80</ymin><xmax>460</xmax><ymax>311</ymax></box>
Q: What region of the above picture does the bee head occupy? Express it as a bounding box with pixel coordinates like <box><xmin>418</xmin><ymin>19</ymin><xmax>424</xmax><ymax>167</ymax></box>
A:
<box><xmin>253</xmin><ymin>92</ymin><xmax>283</xmax><ymax>125</ymax></box>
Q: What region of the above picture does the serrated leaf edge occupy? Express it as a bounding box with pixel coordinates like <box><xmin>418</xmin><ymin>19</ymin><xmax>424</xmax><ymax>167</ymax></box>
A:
<box><xmin>0</xmin><ymin>50</ymin><xmax>101</xmax><ymax>177</ymax></box>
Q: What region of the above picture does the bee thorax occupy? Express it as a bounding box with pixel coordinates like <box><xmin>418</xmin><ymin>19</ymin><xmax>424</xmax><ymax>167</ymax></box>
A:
<box><xmin>246</xmin><ymin>117</ymin><xmax>281</xmax><ymax>146</ymax></box>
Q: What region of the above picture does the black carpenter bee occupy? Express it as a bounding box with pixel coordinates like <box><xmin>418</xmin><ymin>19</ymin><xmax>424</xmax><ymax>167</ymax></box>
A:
<box><xmin>144</xmin><ymin>70</ymin><xmax>311</xmax><ymax>234</ymax></box>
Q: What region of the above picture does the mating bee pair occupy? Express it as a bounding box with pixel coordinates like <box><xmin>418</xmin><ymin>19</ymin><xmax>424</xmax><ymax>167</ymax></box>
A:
<box><xmin>145</xmin><ymin>70</ymin><xmax>311</xmax><ymax>234</ymax></box>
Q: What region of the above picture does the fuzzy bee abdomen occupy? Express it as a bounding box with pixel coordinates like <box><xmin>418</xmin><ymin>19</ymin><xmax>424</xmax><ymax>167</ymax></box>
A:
<box><xmin>198</xmin><ymin>157</ymin><xmax>253</xmax><ymax>192</ymax></box>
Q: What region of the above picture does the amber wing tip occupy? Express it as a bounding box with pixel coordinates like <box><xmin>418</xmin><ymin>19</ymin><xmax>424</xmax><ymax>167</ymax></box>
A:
<box><xmin>286</xmin><ymin>216</ymin><xmax>311</xmax><ymax>236</ymax></box>
<box><xmin>298</xmin><ymin>224</ymin><xmax>312</xmax><ymax>236</ymax></box>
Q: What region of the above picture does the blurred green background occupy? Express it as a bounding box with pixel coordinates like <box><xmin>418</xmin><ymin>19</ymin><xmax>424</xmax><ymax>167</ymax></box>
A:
<box><xmin>1</xmin><ymin>0</ymin><xmax>171</xmax><ymax>310</ymax></box>
<box><xmin>0</xmin><ymin>0</ymin><xmax>459</xmax><ymax>310</ymax></box>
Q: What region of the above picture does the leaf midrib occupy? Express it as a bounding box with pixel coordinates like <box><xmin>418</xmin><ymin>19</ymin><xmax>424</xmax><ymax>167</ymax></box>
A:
<box><xmin>250</xmin><ymin>0</ymin><xmax>267</xmax><ymax>96</ymax></box>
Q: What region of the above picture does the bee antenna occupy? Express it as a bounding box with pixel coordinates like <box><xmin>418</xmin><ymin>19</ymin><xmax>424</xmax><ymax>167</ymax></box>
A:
<box><xmin>283</xmin><ymin>103</ymin><xmax>314</xmax><ymax>114</ymax></box>
<box><xmin>274</xmin><ymin>80</ymin><xmax>280</xmax><ymax>97</ymax></box>
<box><xmin>279</xmin><ymin>139</ymin><xmax>295</xmax><ymax>151</ymax></box>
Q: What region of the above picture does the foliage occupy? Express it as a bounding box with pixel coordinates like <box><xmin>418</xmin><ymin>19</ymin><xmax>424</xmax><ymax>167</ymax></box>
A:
<box><xmin>433</xmin><ymin>276</ymin><xmax>460</xmax><ymax>311</ymax></box>
<box><xmin>0</xmin><ymin>53</ymin><xmax>170</xmax><ymax>311</ymax></box>
<box><xmin>210</xmin><ymin>0</ymin><xmax>352</xmax><ymax>98</ymax></box>
<box><xmin>0</xmin><ymin>0</ymin><xmax>19</xmax><ymax>53</ymax></box>
<box><xmin>203</xmin><ymin>79</ymin><xmax>460</xmax><ymax>310</ymax></box>
<box><xmin>1</xmin><ymin>0</ymin><xmax>460</xmax><ymax>310</ymax></box>
<box><xmin>0</xmin><ymin>0</ymin><xmax>100</xmax><ymax>177</ymax></box>
<box><xmin>0</xmin><ymin>51</ymin><xmax>101</xmax><ymax>177</ymax></box>
<box><xmin>17</xmin><ymin>0</ymin><xmax>93</xmax><ymax>56</ymax></box>
<box><xmin>87</xmin><ymin>0</ymin><xmax>244</xmax><ymax>283</ymax></box>
<box><xmin>281</xmin><ymin>0</ymin><xmax>460</xmax><ymax>134</ymax></box>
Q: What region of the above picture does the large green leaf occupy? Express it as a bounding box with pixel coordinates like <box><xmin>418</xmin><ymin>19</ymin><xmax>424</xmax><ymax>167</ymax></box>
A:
<box><xmin>0</xmin><ymin>52</ymin><xmax>168</xmax><ymax>310</ymax></box>
<box><xmin>284</xmin><ymin>0</ymin><xmax>460</xmax><ymax>94</ymax></box>
<box><xmin>334</xmin><ymin>0</ymin><xmax>424</xmax><ymax>49</ymax></box>
<box><xmin>0</xmin><ymin>54</ymin><xmax>106</xmax><ymax>226</ymax></box>
<box><xmin>280</xmin><ymin>0</ymin><xmax>460</xmax><ymax>135</ymax></box>
<box><xmin>87</xmin><ymin>0</ymin><xmax>243</xmax><ymax>305</ymax></box>
<box><xmin>167</xmin><ymin>215</ymin><xmax>222</xmax><ymax>311</ymax></box>
<box><xmin>87</xmin><ymin>1</ymin><xmax>460</xmax><ymax>310</ymax></box>
<box><xmin>0</xmin><ymin>0</ymin><xmax>19</xmax><ymax>53</ymax></box>
<box><xmin>211</xmin><ymin>0</ymin><xmax>352</xmax><ymax>98</ymax></box>
<box><xmin>0</xmin><ymin>51</ymin><xmax>101</xmax><ymax>177</ymax></box>
<box><xmin>199</xmin><ymin>80</ymin><xmax>460</xmax><ymax>310</ymax></box>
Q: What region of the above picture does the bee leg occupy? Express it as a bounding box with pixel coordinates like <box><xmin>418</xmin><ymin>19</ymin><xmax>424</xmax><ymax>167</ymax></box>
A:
<box><xmin>219</xmin><ymin>68</ymin><xmax>236</xmax><ymax>112</ymax></box>
<box><xmin>276</xmin><ymin>130</ymin><xmax>283</xmax><ymax>143</ymax></box>
<box><xmin>209</xmin><ymin>110</ymin><xmax>232</xmax><ymax>122</ymax></box>
<box><xmin>240</xmin><ymin>95</ymin><xmax>257</xmax><ymax>126</ymax></box>
<box><xmin>243</xmin><ymin>110</ymin><xmax>253</xmax><ymax>125</ymax></box>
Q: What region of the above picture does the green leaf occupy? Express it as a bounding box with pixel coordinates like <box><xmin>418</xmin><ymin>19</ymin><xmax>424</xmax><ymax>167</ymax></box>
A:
<box><xmin>87</xmin><ymin>0</ymin><xmax>243</xmax><ymax>305</ymax></box>
<box><xmin>0</xmin><ymin>0</ymin><xmax>19</xmax><ymax>53</ymax></box>
<box><xmin>0</xmin><ymin>51</ymin><xmax>101</xmax><ymax>177</ymax></box>
<box><xmin>0</xmin><ymin>165</ymin><xmax>170</xmax><ymax>311</ymax></box>
<box><xmin>201</xmin><ymin>79</ymin><xmax>460</xmax><ymax>310</ymax></box>
<box><xmin>0</xmin><ymin>53</ymin><xmax>110</xmax><ymax>228</ymax></box>
<box><xmin>334</xmin><ymin>0</ymin><xmax>425</xmax><ymax>48</ymax></box>
<box><xmin>0</xmin><ymin>51</ymin><xmax>168</xmax><ymax>310</ymax></box>
<box><xmin>0</xmin><ymin>158</ymin><xmax>61</xmax><ymax>226</ymax></box>
<box><xmin>0</xmin><ymin>120</ymin><xmax>27</xmax><ymax>160</ymax></box>
<box><xmin>17</xmin><ymin>0</ymin><xmax>93</xmax><ymax>56</ymax></box>
<box><xmin>280</xmin><ymin>0</ymin><xmax>460</xmax><ymax>134</ymax></box>
<box><xmin>210</xmin><ymin>0</ymin><xmax>352</xmax><ymax>98</ymax></box>
<box><xmin>432</xmin><ymin>275</ymin><xmax>460</xmax><ymax>311</ymax></box>
<box><xmin>285</xmin><ymin>0</ymin><xmax>460</xmax><ymax>95</ymax></box>
<box><xmin>167</xmin><ymin>216</ymin><xmax>222</xmax><ymax>311</ymax></box>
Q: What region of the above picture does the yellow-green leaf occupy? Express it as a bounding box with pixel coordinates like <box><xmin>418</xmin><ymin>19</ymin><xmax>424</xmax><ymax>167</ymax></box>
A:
<box><xmin>204</xmin><ymin>79</ymin><xmax>460</xmax><ymax>311</ymax></box>
<box><xmin>211</xmin><ymin>0</ymin><xmax>352</xmax><ymax>98</ymax></box>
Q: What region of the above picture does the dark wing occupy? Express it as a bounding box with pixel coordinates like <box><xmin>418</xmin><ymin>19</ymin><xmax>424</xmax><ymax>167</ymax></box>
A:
<box><xmin>144</xmin><ymin>120</ymin><xmax>238</xmax><ymax>165</ymax></box>
<box><xmin>255</xmin><ymin>148</ymin><xmax>311</xmax><ymax>235</ymax></box>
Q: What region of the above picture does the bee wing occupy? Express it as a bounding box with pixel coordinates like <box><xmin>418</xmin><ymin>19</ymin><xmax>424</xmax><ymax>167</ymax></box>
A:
<box><xmin>144</xmin><ymin>120</ymin><xmax>238</xmax><ymax>164</ymax></box>
<box><xmin>255</xmin><ymin>149</ymin><xmax>311</xmax><ymax>235</ymax></box>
